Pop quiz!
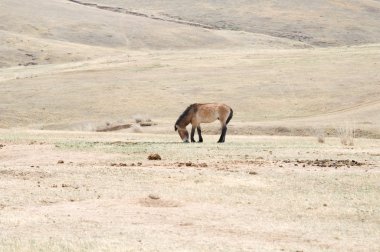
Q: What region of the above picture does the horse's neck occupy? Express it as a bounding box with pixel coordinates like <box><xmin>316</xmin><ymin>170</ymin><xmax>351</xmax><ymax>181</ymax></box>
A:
<box><xmin>179</xmin><ymin>121</ymin><xmax>190</xmax><ymax>128</ymax></box>
<box><xmin>179</xmin><ymin>118</ymin><xmax>191</xmax><ymax>128</ymax></box>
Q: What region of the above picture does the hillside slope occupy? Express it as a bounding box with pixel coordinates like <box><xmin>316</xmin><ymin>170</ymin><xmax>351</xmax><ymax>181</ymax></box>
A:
<box><xmin>86</xmin><ymin>0</ymin><xmax>380</xmax><ymax>46</ymax></box>
<box><xmin>1</xmin><ymin>46</ymin><xmax>379</xmax><ymax>135</ymax></box>
<box><xmin>0</xmin><ymin>0</ymin><xmax>309</xmax><ymax>67</ymax></box>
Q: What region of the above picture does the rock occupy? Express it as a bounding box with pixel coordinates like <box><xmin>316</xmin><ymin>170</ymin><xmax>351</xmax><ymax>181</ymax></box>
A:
<box><xmin>57</xmin><ymin>160</ymin><xmax>64</xmax><ymax>164</ymax></box>
<box><xmin>148</xmin><ymin>153</ymin><xmax>161</xmax><ymax>160</ymax></box>
<box><xmin>148</xmin><ymin>194</ymin><xmax>160</xmax><ymax>200</ymax></box>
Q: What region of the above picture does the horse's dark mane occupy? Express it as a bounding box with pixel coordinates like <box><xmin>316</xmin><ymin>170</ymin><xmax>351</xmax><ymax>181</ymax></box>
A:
<box><xmin>175</xmin><ymin>103</ymin><xmax>197</xmax><ymax>129</ymax></box>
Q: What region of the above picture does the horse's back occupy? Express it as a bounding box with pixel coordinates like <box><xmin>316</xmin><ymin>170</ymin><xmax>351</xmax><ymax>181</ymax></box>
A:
<box><xmin>195</xmin><ymin>103</ymin><xmax>232</xmax><ymax>124</ymax></box>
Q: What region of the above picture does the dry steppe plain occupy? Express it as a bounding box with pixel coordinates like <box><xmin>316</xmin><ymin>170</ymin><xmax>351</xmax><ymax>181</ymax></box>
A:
<box><xmin>0</xmin><ymin>130</ymin><xmax>379</xmax><ymax>251</ymax></box>
<box><xmin>0</xmin><ymin>0</ymin><xmax>380</xmax><ymax>251</ymax></box>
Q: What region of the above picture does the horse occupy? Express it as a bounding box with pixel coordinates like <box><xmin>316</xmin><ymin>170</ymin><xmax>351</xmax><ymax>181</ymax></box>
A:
<box><xmin>174</xmin><ymin>103</ymin><xmax>233</xmax><ymax>143</ymax></box>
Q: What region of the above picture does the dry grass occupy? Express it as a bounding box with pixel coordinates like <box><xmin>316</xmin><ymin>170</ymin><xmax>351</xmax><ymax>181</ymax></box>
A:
<box><xmin>313</xmin><ymin>128</ymin><xmax>325</xmax><ymax>143</ymax></box>
<box><xmin>132</xmin><ymin>114</ymin><xmax>151</xmax><ymax>124</ymax></box>
<box><xmin>87</xmin><ymin>0</ymin><xmax>380</xmax><ymax>46</ymax></box>
<box><xmin>337</xmin><ymin>122</ymin><xmax>356</xmax><ymax>146</ymax></box>
<box><xmin>1</xmin><ymin>46</ymin><xmax>380</xmax><ymax>135</ymax></box>
<box><xmin>0</xmin><ymin>130</ymin><xmax>379</xmax><ymax>251</ymax></box>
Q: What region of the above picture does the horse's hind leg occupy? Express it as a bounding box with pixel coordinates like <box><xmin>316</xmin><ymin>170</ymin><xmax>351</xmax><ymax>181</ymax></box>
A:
<box><xmin>218</xmin><ymin>125</ymin><xmax>227</xmax><ymax>143</ymax></box>
<box><xmin>197</xmin><ymin>126</ymin><xmax>203</xmax><ymax>142</ymax></box>
<box><xmin>191</xmin><ymin>126</ymin><xmax>196</xmax><ymax>142</ymax></box>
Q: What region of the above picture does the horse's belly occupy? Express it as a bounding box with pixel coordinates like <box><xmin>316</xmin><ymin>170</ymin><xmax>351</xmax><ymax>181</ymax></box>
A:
<box><xmin>197</xmin><ymin>111</ymin><xmax>219</xmax><ymax>123</ymax></box>
<box><xmin>200</xmin><ymin>118</ymin><xmax>217</xmax><ymax>123</ymax></box>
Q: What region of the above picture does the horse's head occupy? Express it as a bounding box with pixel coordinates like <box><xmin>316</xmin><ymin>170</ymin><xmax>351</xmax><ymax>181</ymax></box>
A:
<box><xmin>175</xmin><ymin>124</ymin><xmax>189</xmax><ymax>142</ymax></box>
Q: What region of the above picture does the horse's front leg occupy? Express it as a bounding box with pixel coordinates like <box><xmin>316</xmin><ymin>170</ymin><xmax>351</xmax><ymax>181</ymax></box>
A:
<box><xmin>190</xmin><ymin>126</ymin><xmax>196</xmax><ymax>142</ymax></box>
<box><xmin>197</xmin><ymin>126</ymin><xmax>203</xmax><ymax>143</ymax></box>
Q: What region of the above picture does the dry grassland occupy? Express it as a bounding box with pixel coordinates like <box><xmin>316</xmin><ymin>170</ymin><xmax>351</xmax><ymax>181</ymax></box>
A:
<box><xmin>0</xmin><ymin>130</ymin><xmax>379</xmax><ymax>251</ymax></box>
<box><xmin>1</xmin><ymin>0</ymin><xmax>379</xmax><ymax>251</ymax></box>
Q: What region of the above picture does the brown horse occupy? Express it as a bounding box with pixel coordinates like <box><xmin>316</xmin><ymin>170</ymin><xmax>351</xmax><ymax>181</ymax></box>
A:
<box><xmin>174</xmin><ymin>103</ymin><xmax>233</xmax><ymax>143</ymax></box>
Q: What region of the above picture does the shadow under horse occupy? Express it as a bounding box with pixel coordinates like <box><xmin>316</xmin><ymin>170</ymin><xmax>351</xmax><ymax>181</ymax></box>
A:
<box><xmin>174</xmin><ymin>103</ymin><xmax>233</xmax><ymax>143</ymax></box>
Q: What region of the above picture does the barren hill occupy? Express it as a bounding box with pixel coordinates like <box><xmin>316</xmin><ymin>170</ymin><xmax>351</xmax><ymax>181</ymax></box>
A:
<box><xmin>83</xmin><ymin>0</ymin><xmax>380</xmax><ymax>46</ymax></box>
<box><xmin>0</xmin><ymin>0</ymin><xmax>307</xmax><ymax>67</ymax></box>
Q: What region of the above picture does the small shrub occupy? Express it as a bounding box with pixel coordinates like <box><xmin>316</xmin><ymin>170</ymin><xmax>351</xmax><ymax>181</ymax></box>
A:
<box><xmin>132</xmin><ymin>114</ymin><xmax>151</xmax><ymax>124</ymax></box>
<box><xmin>336</xmin><ymin>123</ymin><xmax>355</xmax><ymax>146</ymax></box>
<box><xmin>148</xmin><ymin>153</ymin><xmax>161</xmax><ymax>160</ymax></box>
<box><xmin>317</xmin><ymin>134</ymin><xmax>325</xmax><ymax>143</ymax></box>
<box><xmin>312</xmin><ymin>127</ymin><xmax>325</xmax><ymax>143</ymax></box>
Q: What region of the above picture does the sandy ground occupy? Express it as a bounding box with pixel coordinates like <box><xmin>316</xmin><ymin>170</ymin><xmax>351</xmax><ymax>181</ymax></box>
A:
<box><xmin>0</xmin><ymin>130</ymin><xmax>379</xmax><ymax>251</ymax></box>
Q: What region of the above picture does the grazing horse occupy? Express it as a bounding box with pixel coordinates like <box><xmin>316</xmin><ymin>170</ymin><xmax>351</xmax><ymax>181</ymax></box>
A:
<box><xmin>174</xmin><ymin>103</ymin><xmax>233</xmax><ymax>143</ymax></box>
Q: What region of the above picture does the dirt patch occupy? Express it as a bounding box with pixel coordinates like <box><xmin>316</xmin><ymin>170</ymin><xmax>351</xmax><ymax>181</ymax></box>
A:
<box><xmin>108</xmin><ymin>141</ymin><xmax>138</xmax><ymax>146</ymax></box>
<box><xmin>0</xmin><ymin>169</ymin><xmax>51</xmax><ymax>179</ymax></box>
<box><xmin>148</xmin><ymin>194</ymin><xmax>160</xmax><ymax>200</ymax></box>
<box><xmin>176</xmin><ymin>162</ymin><xmax>208</xmax><ymax>167</ymax></box>
<box><xmin>96</xmin><ymin>123</ymin><xmax>132</xmax><ymax>132</ymax></box>
<box><xmin>68</xmin><ymin>0</ymin><xmax>216</xmax><ymax>30</ymax></box>
<box><xmin>110</xmin><ymin>162</ymin><xmax>142</xmax><ymax>167</ymax></box>
<box><xmin>29</xmin><ymin>141</ymin><xmax>46</xmax><ymax>145</ymax></box>
<box><xmin>140</xmin><ymin>122</ymin><xmax>157</xmax><ymax>127</ymax></box>
<box><xmin>288</xmin><ymin>159</ymin><xmax>366</xmax><ymax>168</ymax></box>
<box><xmin>138</xmin><ymin>197</ymin><xmax>181</xmax><ymax>208</ymax></box>
<box><xmin>60</xmin><ymin>183</ymin><xmax>79</xmax><ymax>189</ymax></box>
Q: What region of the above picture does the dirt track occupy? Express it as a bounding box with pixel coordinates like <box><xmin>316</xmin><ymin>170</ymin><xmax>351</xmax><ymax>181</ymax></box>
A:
<box><xmin>68</xmin><ymin>0</ymin><xmax>217</xmax><ymax>29</ymax></box>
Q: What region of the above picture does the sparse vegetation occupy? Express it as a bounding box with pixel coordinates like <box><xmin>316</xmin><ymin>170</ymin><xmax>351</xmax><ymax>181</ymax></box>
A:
<box><xmin>148</xmin><ymin>153</ymin><xmax>161</xmax><ymax>160</ymax></box>
<box><xmin>337</xmin><ymin>122</ymin><xmax>356</xmax><ymax>146</ymax></box>
<box><xmin>0</xmin><ymin>130</ymin><xmax>379</xmax><ymax>251</ymax></box>
<box><xmin>132</xmin><ymin>114</ymin><xmax>151</xmax><ymax>124</ymax></box>
<box><xmin>313</xmin><ymin>128</ymin><xmax>325</xmax><ymax>143</ymax></box>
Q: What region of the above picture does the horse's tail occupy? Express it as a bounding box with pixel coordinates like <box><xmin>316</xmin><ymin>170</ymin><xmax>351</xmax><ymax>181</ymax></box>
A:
<box><xmin>226</xmin><ymin>108</ymin><xmax>233</xmax><ymax>125</ymax></box>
